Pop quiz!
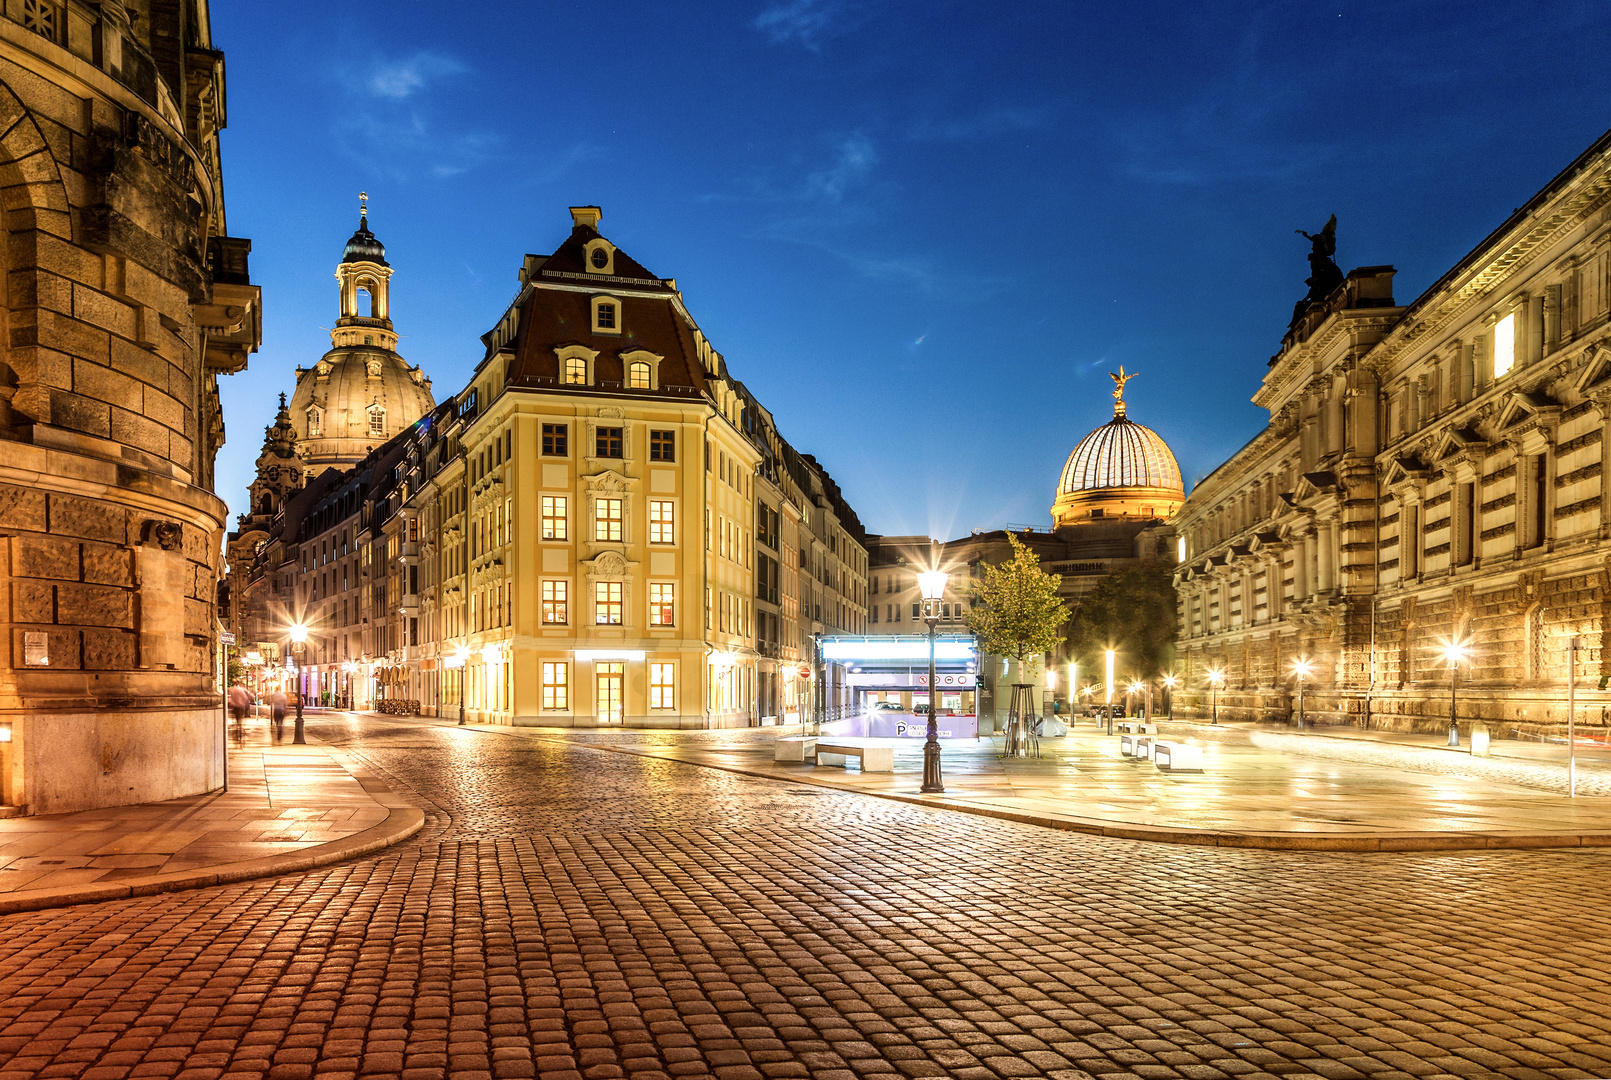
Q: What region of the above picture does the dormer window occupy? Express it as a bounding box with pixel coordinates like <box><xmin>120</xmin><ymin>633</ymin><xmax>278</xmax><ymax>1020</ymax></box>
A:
<box><xmin>628</xmin><ymin>361</ymin><xmax>650</xmax><ymax>389</ymax></box>
<box><xmin>591</xmin><ymin>295</ymin><xmax>621</xmax><ymax>335</ymax></box>
<box><xmin>583</xmin><ymin>239</ymin><xmax>616</xmax><ymax>275</ymax></box>
<box><xmin>590</xmin><ymin>248</ymin><xmax>608</xmax><ymax>269</ymax></box>
<box><xmin>565</xmin><ymin>357</ymin><xmax>587</xmax><ymax>385</ymax></box>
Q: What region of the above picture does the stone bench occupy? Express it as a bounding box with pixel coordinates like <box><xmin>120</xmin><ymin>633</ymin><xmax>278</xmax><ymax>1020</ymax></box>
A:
<box><xmin>1119</xmin><ymin>734</ymin><xmax>1154</xmax><ymax>760</ymax></box>
<box><xmin>1152</xmin><ymin>740</ymin><xmax>1204</xmax><ymax>772</ymax></box>
<box><xmin>1116</xmin><ymin>721</ymin><xmax>1156</xmax><ymax>735</ymax></box>
<box><xmin>774</xmin><ymin>735</ymin><xmax>817</xmax><ymax>762</ymax></box>
<box><xmin>815</xmin><ymin>741</ymin><xmax>894</xmax><ymax>773</ymax></box>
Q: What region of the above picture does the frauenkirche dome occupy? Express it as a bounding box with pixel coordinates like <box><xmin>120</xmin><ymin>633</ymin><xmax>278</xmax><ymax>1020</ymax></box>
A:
<box><xmin>1050</xmin><ymin>367</ymin><xmax>1184</xmax><ymax>528</ymax></box>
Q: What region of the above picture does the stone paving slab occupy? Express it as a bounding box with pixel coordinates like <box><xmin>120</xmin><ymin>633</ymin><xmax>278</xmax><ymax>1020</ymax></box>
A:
<box><xmin>0</xmin><ymin>726</ymin><xmax>423</xmax><ymax>915</ymax></box>
<box><xmin>401</xmin><ymin>715</ymin><xmax>1611</xmax><ymax>850</ymax></box>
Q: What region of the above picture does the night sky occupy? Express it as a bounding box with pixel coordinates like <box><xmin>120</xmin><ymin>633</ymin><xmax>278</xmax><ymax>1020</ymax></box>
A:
<box><xmin>210</xmin><ymin>1</ymin><xmax>1611</xmax><ymax>542</ymax></box>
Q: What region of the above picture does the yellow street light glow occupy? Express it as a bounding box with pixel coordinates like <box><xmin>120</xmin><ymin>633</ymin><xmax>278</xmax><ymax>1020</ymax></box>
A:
<box><xmin>1207</xmin><ymin>666</ymin><xmax>1224</xmax><ymax>687</ymax></box>
<box><xmin>1292</xmin><ymin>657</ymin><xmax>1313</xmax><ymax>680</ymax></box>
<box><xmin>917</xmin><ymin>568</ymin><xmax>949</xmax><ymax>602</ymax></box>
<box><xmin>288</xmin><ymin>622</ymin><xmax>309</xmax><ymax>644</ymax></box>
<box><xmin>1162</xmin><ymin>673</ymin><xmax>1180</xmax><ymax>689</ymax></box>
<box><xmin>1441</xmin><ymin>639</ymin><xmax>1470</xmax><ymax>666</ymax></box>
<box><xmin>481</xmin><ymin>645</ymin><xmax>501</xmax><ymax>666</ymax></box>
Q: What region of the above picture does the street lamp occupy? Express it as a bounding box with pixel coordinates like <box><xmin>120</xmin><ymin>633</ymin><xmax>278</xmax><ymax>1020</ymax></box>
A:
<box><xmin>1207</xmin><ymin>667</ymin><xmax>1224</xmax><ymax>725</ymax></box>
<box><xmin>1104</xmin><ymin>648</ymin><xmax>1116</xmax><ymax>734</ymax></box>
<box><xmin>1442</xmin><ymin>640</ymin><xmax>1469</xmax><ymax>748</ymax></box>
<box><xmin>288</xmin><ymin>621</ymin><xmax>309</xmax><ymax>744</ymax></box>
<box><xmin>1162</xmin><ymin>673</ymin><xmax>1179</xmax><ymax>720</ymax></box>
<box><xmin>1291</xmin><ymin>657</ymin><xmax>1313</xmax><ymax>731</ymax></box>
<box><xmin>917</xmin><ymin>567</ymin><xmax>948</xmax><ymax>793</ymax></box>
<box><xmin>445</xmin><ymin>646</ymin><xmax>468</xmax><ymax>724</ymax></box>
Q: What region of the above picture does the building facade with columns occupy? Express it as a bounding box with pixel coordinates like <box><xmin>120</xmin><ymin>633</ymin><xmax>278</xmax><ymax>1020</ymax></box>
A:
<box><xmin>1174</xmin><ymin>128</ymin><xmax>1611</xmax><ymax>738</ymax></box>
<box><xmin>0</xmin><ymin>3</ymin><xmax>260</xmax><ymax>814</ymax></box>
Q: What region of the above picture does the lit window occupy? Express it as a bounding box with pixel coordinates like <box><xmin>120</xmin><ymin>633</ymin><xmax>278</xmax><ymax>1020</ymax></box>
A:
<box><xmin>542</xmin><ymin>662</ymin><xmax>569</xmax><ymax>710</ymax></box>
<box><xmin>595</xmin><ymin>427</ymin><xmax>623</xmax><ymax>457</ymax></box>
<box><xmin>307</xmin><ymin>408</ymin><xmax>321</xmax><ymax>437</ymax></box>
<box><xmin>542</xmin><ymin>580</ymin><xmax>568</xmax><ymax>624</ymax></box>
<box><xmin>565</xmin><ymin>357</ymin><xmax>587</xmax><ymax>385</ymax></box>
<box><xmin>541</xmin><ymin>495</ymin><xmax>568</xmax><ymax>540</ymax></box>
<box><xmin>368</xmin><ymin>406</ymin><xmax>385</xmax><ymax>437</ymax></box>
<box><xmin>649</xmin><ymin>500</ymin><xmax>675</xmax><ymax>544</ymax></box>
<box><xmin>649</xmin><ymin>582</ymin><xmax>675</xmax><ymax>626</ymax></box>
<box><xmin>650</xmin><ymin>430</ymin><xmax>675</xmax><ymax>461</ymax></box>
<box><xmin>650</xmin><ymin>662</ymin><xmax>675</xmax><ymax>709</ymax></box>
<box><xmin>596</xmin><ymin>498</ymin><xmax>622</xmax><ymax>541</ymax></box>
<box><xmin>596</xmin><ymin>581</ymin><xmax>622</xmax><ymax>625</ymax></box>
<box><xmin>543</xmin><ymin>423</ymin><xmax>567</xmax><ymax>455</ymax></box>
<box><xmin>629</xmin><ymin>362</ymin><xmax>650</xmax><ymax>389</ymax></box>
<box><xmin>1494</xmin><ymin>312</ymin><xmax>1515</xmax><ymax>378</ymax></box>
<box><xmin>364</xmin><ymin>334</ymin><xmax>374</xmax><ymax>345</ymax></box>
<box><xmin>596</xmin><ymin>303</ymin><xmax>616</xmax><ymax>330</ymax></box>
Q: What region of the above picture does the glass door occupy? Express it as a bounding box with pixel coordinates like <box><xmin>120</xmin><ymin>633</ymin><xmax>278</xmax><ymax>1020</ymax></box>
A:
<box><xmin>596</xmin><ymin>662</ymin><xmax>624</xmax><ymax>725</ymax></box>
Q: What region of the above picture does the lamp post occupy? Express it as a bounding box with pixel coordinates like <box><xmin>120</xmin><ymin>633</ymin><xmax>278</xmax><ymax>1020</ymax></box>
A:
<box><xmin>1162</xmin><ymin>674</ymin><xmax>1179</xmax><ymax>720</ymax></box>
<box><xmin>917</xmin><ymin>567</ymin><xmax>948</xmax><ymax>793</ymax></box>
<box><xmin>1104</xmin><ymin>648</ymin><xmax>1116</xmax><ymax>734</ymax></box>
<box><xmin>289</xmin><ymin>622</ymin><xmax>309</xmax><ymax>744</ymax></box>
<box><xmin>1442</xmin><ymin>640</ymin><xmax>1468</xmax><ymax>748</ymax></box>
<box><xmin>445</xmin><ymin>646</ymin><xmax>468</xmax><ymax>724</ymax></box>
<box><xmin>1292</xmin><ymin>657</ymin><xmax>1312</xmax><ymax>731</ymax></box>
<box><xmin>1207</xmin><ymin>667</ymin><xmax>1224</xmax><ymax>725</ymax></box>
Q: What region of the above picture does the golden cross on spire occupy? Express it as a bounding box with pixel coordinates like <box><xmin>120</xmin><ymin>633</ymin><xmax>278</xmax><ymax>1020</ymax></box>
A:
<box><xmin>359</xmin><ymin>191</ymin><xmax>368</xmax><ymax>219</ymax></box>
<box><xmin>1109</xmin><ymin>366</ymin><xmax>1137</xmax><ymax>415</ymax></box>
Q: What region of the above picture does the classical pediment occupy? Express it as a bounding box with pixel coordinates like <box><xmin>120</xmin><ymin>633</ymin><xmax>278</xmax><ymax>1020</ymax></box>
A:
<box><xmin>1383</xmin><ymin>453</ymin><xmax>1433</xmax><ymax>488</ymax></box>
<box><xmin>1573</xmin><ymin>343</ymin><xmax>1611</xmax><ymax>398</ymax></box>
<box><xmin>583</xmin><ymin>468</ymin><xmax>636</xmax><ymax>491</ymax></box>
<box><xmin>1432</xmin><ymin>425</ymin><xmax>1487</xmax><ymax>464</ymax></box>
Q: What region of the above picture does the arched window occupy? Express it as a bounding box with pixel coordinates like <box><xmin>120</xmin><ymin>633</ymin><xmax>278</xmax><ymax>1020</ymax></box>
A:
<box><xmin>368</xmin><ymin>404</ymin><xmax>385</xmax><ymax>437</ymax></box>
<box><xmin>628</xmin><ymin>362</ymin><xmax>650</xmax><ymax>389</ymax></box>
<box><xmin>565</xmin><ymin>357</ymin><xmax>587</xmax><ymax>385</ymax></box>
<box><xmin>307</xmin><ymin>407</ymin><xmax>321</xmax><ymax>437</ymax></box>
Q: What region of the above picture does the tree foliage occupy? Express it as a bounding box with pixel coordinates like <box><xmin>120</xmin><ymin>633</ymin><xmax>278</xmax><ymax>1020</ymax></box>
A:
<box><xmin>1065</xmin><ymin>560</ymin><xmax>1179</xmax><ymax>680</ymax></box>
<box><xmin>963</xmin><ymin>534</ymin><xmax>1069</xmax><ymax>668</ymax></box>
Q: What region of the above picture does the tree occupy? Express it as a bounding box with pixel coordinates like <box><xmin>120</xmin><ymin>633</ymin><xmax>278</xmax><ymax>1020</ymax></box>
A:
<box><xmin>963</xmin><ymin>534</ymin><xmax>1069</xmax><ymax>678</ymax></box>
<box><xmin>1065</xmin><ymin>560</ymin><xmax>1178</xmax><ymax>681</ymax></box>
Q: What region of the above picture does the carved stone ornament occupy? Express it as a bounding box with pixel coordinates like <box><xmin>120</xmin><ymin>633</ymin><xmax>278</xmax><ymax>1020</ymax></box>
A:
<box><xmin>596</xmin><ymin>407</ymin><xmax>623</xmax><ymax>419</ymax></box>
<box><xmin>366</xmin><ymin>358</ymin><xmax>383</xmax><ymax>378</ymax></box>
<box><xmin>142</xmin><ymin>520</ymin><xmax>183</xmax><ymax>551</ymax></box>
<box><xmin>595</xmin><ymin>551</ymin><xmax>628</xmax><ymax>577</ymax></box>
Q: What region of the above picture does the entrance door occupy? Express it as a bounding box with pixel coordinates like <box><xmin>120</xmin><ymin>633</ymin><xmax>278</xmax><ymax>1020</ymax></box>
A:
<box><xmin>596</xmin><ymin>662</ymin><xmax>624</xmax><ymax>725</ymax></box>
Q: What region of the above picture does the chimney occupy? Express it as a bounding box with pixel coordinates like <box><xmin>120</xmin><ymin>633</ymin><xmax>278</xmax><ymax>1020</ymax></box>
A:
<box><xmin>569</xmin><ymin>206</ymin><xmax>602</xmax><ymax>229</ymax></box>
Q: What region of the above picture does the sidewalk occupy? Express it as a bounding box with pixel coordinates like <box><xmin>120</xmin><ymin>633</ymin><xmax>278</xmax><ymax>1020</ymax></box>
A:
<box><xmin>392</xmin><ymin>714</ymin><xmax>1611</xmax><ymax>852</ymax></box>
<box><xmin>0</xmin><ymin>724</ymin><xmax>424</xmax><ymax>915</ymax></box>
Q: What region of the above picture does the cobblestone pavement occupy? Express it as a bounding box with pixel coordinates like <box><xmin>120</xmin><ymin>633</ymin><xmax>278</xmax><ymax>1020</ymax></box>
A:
<box><xmin>3</xmin><ymin>715</ymin><xmax>1611</xmax><ymax>1080</ymax></box>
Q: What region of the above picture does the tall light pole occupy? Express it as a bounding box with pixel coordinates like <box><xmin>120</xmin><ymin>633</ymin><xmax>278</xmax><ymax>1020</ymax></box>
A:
<box><xmin>1442</xmin><ymin>640</ymin><xmax>1469</xmax><ymax>748</ymax></box>
<box><xmin>1207</xmin><ymin>667</ymin><xmax>1224</xmax><ymax>725</ymax></box>
<box><xmin>918</xmin><ymin>567</ymin><xmax>948</xmax><ymax>793</ymax></box>
<box><xmin>1292</xmin><ymin>657</ymin><xmax>1312</xmax><ymax>731</ymax></box>
<box><xmin>1567</xmin><ymin>635</ymin><xmax>1579</xmax><ymax>798</ymax></box>
<box><xmin>289</xmin><ymin>622</ymin><xmax>309</xmax><ymax>744</ymax></box>
<box><xmin>445</xmin><ymin>646</ymin><xmax>468</xmax><ymax>724</ymax></box>
<box><xmin>1162</xmin><ymin>674</ymin><xmax>1179</xmax><ymax>720</ymax></box>
<box><xmin>1104</xmin><ymin>648</ymin><xmax>1116</xmax><ymax>734</ymax></box>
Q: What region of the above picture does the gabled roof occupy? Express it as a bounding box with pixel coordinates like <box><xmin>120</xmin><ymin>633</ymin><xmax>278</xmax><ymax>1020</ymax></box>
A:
<box><xmin>535</xmin><ymin>223</ymin><xmax>671</xmax><ymax>289</ymax></box>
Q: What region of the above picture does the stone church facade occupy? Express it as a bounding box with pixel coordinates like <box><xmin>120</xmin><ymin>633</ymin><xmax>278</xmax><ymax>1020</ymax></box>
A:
<box><xmin>0</xmin><ymin>3</ymin><xmax>259</xmax><ymax>813</ymax></box>
<box><xmin>1174</xmin><ymin>129</ymin><xmax>1611</xmax><ymax>739</ymax></box>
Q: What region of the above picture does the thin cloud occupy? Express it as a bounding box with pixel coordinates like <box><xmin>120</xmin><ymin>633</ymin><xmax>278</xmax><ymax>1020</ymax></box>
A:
<box><xmin>753</xmin><ymin>0</ymin><xmax>846</xmax><ymax>49</ymax></box>
<box><xmin>366</xmin><ymin>52</ymin><xmax>468</xmax><ymax>100</ymax></box>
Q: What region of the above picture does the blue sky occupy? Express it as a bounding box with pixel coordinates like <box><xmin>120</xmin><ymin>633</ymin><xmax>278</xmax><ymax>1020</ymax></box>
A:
<box><xmin>211</xmin><ymin>0</ymin><xmax>1611</xmax><ymax>541</ymax></box>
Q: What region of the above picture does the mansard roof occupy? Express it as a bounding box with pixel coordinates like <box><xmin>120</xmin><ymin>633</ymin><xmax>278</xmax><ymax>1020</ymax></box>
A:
<box><xmin>534</xmin><ymin>223</ymin><xmax>671</xmax><ymax>289</ymax></box>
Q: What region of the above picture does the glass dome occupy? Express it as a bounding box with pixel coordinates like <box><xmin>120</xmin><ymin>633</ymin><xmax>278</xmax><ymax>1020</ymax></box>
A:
<box><xmin>1058</xmin><ymin>414</ymin><xmax>1183</xmax><ymax>494</ymax></box>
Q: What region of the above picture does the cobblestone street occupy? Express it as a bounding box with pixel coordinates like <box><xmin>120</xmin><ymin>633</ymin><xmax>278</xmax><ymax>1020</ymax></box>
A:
<box><xmin>2</xmin><ymin>716</ymin><xmax>1610</xmax><ymax>1080</ymax></box>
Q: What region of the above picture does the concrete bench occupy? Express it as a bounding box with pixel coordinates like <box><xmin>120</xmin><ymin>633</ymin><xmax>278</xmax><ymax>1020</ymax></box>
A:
<box><xmin>1117</xmin><ymin>721</ymin><xmax>1156</xmax><ymax>735</ymax></box>
<box><xmin>1119</xmin><ymin>734</ymin><xmax>1154</xmax><ymax>760</ymax></box>
<box><xmin>815</xmin><ymin>741</ymin><xmax>894</xmax><ymax>772</ymax></box>
<box><xmin>774</xmin><ymin>735</ymin><xmax>817</xmax><ymax>762</ymax></box>
<box><xmin>760</xmin><ymin>715</ymin><xmax>780</xmax><ymax>727</ymax></box>
<box><xmin>1153</xmin><ymin>740</ymin><xmax>1204</xmax><ymax>772</ymax></box>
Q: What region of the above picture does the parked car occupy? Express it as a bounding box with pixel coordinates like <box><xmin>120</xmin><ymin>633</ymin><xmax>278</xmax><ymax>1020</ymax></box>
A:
<box><xmin>870</xmin><ymin>701</ymin><xmax>904</xmax><ymax>713</ymax></box>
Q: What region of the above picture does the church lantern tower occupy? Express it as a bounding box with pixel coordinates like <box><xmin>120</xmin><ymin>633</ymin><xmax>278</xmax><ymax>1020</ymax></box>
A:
<box><xmin>288</xmin><ymin>195</ymin><xmax>435</xmax><ymax>473</ymax></box>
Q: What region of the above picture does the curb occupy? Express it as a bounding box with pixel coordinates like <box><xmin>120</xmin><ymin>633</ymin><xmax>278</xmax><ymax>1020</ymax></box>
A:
<box><xmin>0</xmin><ymin>749</ymin><xmax>426</xmax><ymax>917</ymax></box>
